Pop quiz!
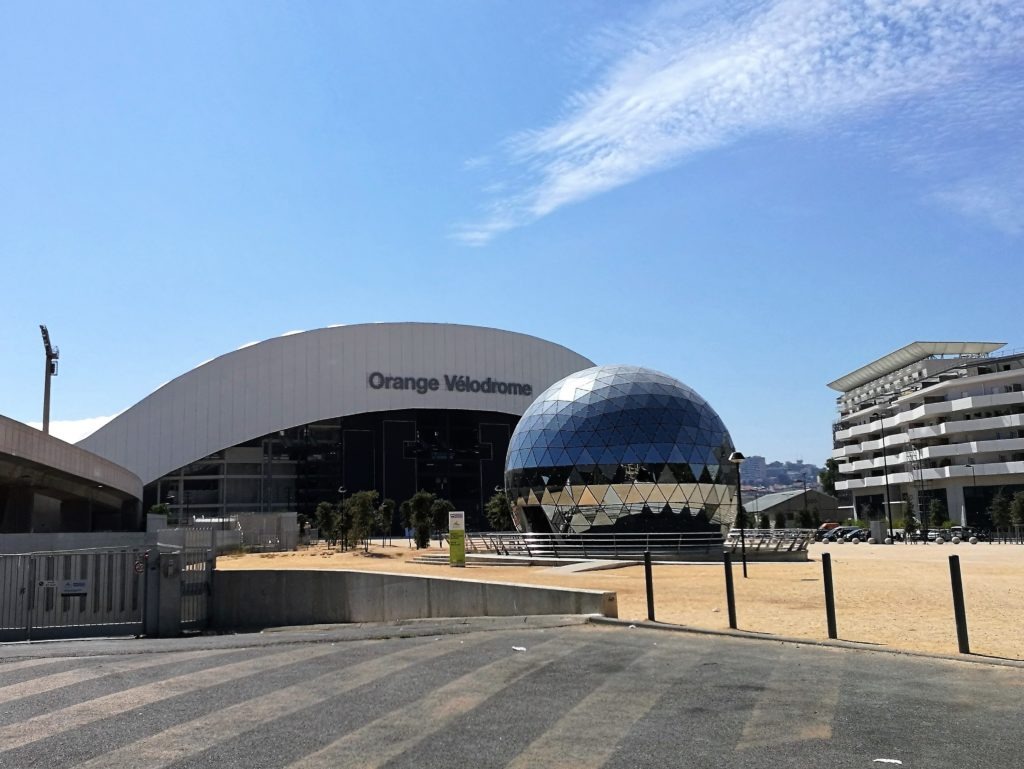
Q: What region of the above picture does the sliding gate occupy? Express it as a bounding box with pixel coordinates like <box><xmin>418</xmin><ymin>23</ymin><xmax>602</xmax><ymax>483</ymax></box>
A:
<box><xmin>179</xmin><ymin>528</ymin><xmax>214</xmax><ymax>631</ymax></box>
<box><xmin>0</xmin><ymin>548</ymin><xmax>148</xmax><ymax>642</ymax></box>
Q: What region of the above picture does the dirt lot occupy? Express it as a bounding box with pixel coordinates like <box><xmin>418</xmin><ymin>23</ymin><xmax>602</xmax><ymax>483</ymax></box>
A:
<box><xmin>218</xmin><ymin>540</ymin><xmax>1024</xmax><ymax>660</ymax></box>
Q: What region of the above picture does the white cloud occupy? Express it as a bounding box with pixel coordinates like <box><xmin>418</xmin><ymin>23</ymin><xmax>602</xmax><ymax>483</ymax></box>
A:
<box><xmin>455</xmin><ymin>0</ymin><xmax>1024</xmax><ymax>243</ymax></box>
<box><xmin>26</xmin><ymin>415</ymin><xmax>118</xmax><ymax>444</ymax></box>
<box><xmin>932</xmin><ymin>172</ymin><xmax>1024</xmax><ymax>234</ymax></box>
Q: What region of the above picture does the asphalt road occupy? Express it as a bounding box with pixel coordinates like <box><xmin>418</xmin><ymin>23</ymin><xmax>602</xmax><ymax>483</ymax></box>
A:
<box><xmin>0</xmin><ymin>617</ymin><xmax>1019</xmax><ymax>769</ymax></box>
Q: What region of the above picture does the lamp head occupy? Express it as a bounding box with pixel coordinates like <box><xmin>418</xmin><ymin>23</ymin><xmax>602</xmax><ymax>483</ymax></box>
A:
<box><xmin>728</xmin><ymin>451</ymin><xmax>746</xmax><ymax>464</ymax></box>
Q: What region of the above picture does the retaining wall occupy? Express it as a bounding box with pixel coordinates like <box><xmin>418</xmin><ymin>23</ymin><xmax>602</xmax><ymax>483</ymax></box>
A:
<box><xmin>212</xmin><ymin>569</ymin><xmax>617</xmax><ymax>629</ymax></box>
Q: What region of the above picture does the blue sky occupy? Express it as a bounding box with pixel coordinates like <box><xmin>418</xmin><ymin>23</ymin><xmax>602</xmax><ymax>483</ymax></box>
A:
<box><xmin>2</xmin><ymin>0</ymin><xmax>1022</xmax><ymax>465</ymax></box>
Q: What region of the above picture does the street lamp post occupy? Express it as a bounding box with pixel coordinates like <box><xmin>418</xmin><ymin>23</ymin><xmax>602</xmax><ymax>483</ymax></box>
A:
<box><xmin>965</xmin><ymin>458</ymin><xmax>977</xmax><ymax>527</ymax></box>
<box><xmin>165</xmin><ymin>490</ymin><xmax>176</xmax><ymax>526</ymax></box>
<box><xmin>337</xmin><ymin>486</ymin><xmax>348</xmax><ymax>550</ymax></box>
<box><xmin>728</xmin><ymin>451</ymin><xmax>747</xmax><ymax>578</ymax></box>
<box><xmin>39</xmin><ymin>326</ymin><xmax>60</xmax><ymax>434</ymax></box>
<box><xmin>876</xmin><ymin>409</ymin><xmax>896</xmax><ymax>544</ymax></box>
<box><xmin>801</xmin><ymin>474</ymin><xmax>809</xmax><ymax>527</ymax></box>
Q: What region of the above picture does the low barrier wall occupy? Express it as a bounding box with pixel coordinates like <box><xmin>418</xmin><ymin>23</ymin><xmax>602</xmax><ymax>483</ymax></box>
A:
<box><xmin>212</xmin><ymin>569</ymin><xmax>618</xmax><ymax>630</ymax></box>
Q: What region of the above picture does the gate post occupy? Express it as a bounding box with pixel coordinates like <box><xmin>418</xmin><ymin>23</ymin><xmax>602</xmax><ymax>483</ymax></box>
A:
<box><xmin>157</xmin><ymin>549</ymin><xmax>184</xmax><ymax>637</ymax></box>
<box><xmin>144</xmin><ymin>549</ymin><xmax>162</xmax><ymax>636</ymax></box>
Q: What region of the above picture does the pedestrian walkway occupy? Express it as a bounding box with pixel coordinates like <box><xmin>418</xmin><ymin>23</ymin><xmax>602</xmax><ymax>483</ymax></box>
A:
<box><xmin>0</xmin><ymin>620</ymin><xmax>1018</xmax><ymax>768</ymax></box>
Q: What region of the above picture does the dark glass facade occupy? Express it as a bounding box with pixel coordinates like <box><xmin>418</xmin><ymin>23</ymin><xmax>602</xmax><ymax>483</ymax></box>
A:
<box><xmin>505</xmin><ymin>365</ymin><xmax>736</xmax><ymax>533</ymax></box>
<box><xmin>146</xmin><ymin>409</ymin><xmax>517</xmax><ymax>531</ymax></box>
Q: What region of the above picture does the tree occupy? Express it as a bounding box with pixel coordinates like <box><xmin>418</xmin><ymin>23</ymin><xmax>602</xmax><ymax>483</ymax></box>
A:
<box><xmin>797</xmin><ymin>507</ymin><xmax>814</xmax><ymax>529</ymax></box>
<box><xmin>1011</xmin><ymin>492</ymin><xmax>1024</xmax><ymax>530</ymax></box>
<box><xmin>337</xmin><ymin>499</ymin><xmax>354</xmax><ymax>550</ymax></box>
<box><xmin>148</xmin><ymin>502</ymin><xmax>171</xmax><ymax>520</ymax></box>
<box><xmin>345</xmin><ymin>490</ymin><xmax>379</xmax><ymax>552</ymax></box>
<box><xmin>405</xmin><ymin>490</ymin><xmax>436</xmax><ymax>549</ymax></box>
<box><xmin>431</xmin><ymin>497</ymin><xmax>456</xmax><ymax>537</ymax></box>
<box><xmin>990</xmin><ymin>489</ymin><xmax>1013</xmax><ymax>537</ymax></box>
<box><xmin>758</xmin><ymin>513</ymin><xmax>770</xmax><ymax>530</ymax></box>
<box><xmin>928</xmin><ymin>498</ymin><xmax>948</xmax><ymax>529</ymax></box>
<box><xmin>377</xmin><ymin>498</ymin><xmax>396</xmax><ymax>545</ymax></box>
<box><xmin>818</xmin><ymin>459</ymin><xmax>840</xmax><ymax>497</ymax></box>
<box><xmin>902</xmin><ymin>510</ymin><xmax>918</xmax><ymax>540</ymax></box>
<box><xmin>773</xmin><ymin>511</ymin><xmax>787</xmax><ymax>530</ymax></box>
<box><xmin>484</xmin><ymin>490</ymin><xmax>513</xmax><ymax>531</ymax></box>
<box><xmin>918</xmin><ymin>497</ymin><xmax>931</xmax><ymax>535</ymax></box>
<box><xmin>314</xmin><ymin>501</ymin><xmax>338</xmax><ymax>545</ymax></box>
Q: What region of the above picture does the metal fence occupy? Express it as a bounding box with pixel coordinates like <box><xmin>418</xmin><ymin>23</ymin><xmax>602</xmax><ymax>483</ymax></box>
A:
<box><xmin>467</xmin><ymin>531</ymin><xmax>725</xmax><ymax>559</ymax></box>
<box><xmin>0</xmin><ymin>548</ymin><xmax>148</xmax><ymax>642</ymax></box>
<box><xmin>723</xmin><ymin>528</ymin><xmax>815</xmax><ymax>553</ymax></box>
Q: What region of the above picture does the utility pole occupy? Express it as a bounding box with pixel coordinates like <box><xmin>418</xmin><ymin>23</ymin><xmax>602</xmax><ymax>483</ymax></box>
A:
<box><xmin>801</xmin><ymin>474</ymin><xmax>809</xmax><ymax>527</ymax></box>
<box><xmin>39</xmin><ymin>325</ymin><xmax>59</xmax><ymax>434</ymax></box>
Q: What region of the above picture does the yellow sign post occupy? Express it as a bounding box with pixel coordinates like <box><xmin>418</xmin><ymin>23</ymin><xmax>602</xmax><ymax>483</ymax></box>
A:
<box><xmin>449</xmin><ymin>510</ymin><xmax>466</xmax><ymax>567</ymax></box>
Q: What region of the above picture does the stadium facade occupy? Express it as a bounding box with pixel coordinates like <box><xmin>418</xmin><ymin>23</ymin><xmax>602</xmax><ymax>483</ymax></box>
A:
<box><xmin>79</xmin><ymin>323</ymin><xmax>594</xmax><ymax>530</ymax></box>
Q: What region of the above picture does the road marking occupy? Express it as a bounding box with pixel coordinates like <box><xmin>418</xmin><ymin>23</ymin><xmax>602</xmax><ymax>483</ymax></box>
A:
<box><xmin>503</xmin><ymin>651</ymin><xmax>675</xmax><ymax>769</ymax></box>
<box><xmin>0</xmin><ymin>649</ymin><xmax>233</xmax><ymax>705</ymax></box>
<box><xmin>72</xmin><ymin>635</ymin><xmax>487</xmax><ymax>769</ymax></box>
<box><xmin>288</xmin><ymin>638</ymin><xmax>574</xmax><ymax>769</ymax></box>
<box><xmin>0</xmin><ymin>657</ymin><xmax>68</xmax><ymax>674</ymax></box>
<box><xmin>736</xmin><ymin>665</ymin><xmax>840</xmax><ymax>750</ymax></box>
<box><xmin>0</xmin><ymin>643</ymin><xmax>346</xmax><ymax>752</ymax></box>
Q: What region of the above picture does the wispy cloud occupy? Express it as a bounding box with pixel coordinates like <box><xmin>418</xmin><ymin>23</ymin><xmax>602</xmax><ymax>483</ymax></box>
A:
<box><xmin>454</xmin><ymin>0</ymin><xmax>1024</xmax><ymax>243</ymax></box>
<box><xmin>932</xmin><ymin>169</ymin><xmax>1024</xmax><ymax>235</ymax></box>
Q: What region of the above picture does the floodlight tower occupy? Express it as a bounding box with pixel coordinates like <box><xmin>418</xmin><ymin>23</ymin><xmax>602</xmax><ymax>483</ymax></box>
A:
<box><xmin>39</xmin><ymin>325</ymin><xmax>59</xmax><ymax>434</ymax></box>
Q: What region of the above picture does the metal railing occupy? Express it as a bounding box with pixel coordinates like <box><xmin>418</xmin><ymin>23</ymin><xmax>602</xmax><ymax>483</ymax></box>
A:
<box><xmin>464</xmin><ymin>531</ymin><xmax>725</xmax><ymax>559</ymax></box>
<box><xmin>723</xmin><ymin>528</ymin><xmax>815</xmax><ymax>553</ymax></box>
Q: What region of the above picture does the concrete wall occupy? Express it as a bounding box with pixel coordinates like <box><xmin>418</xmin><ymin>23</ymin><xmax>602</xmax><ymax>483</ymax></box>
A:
<box><xmin>0</xmin><ymin>531</ymin><xmax>154</xmax><ymax>554</ymax></box>
<box><xmin>212</xmin><ymin>569</ymin><xmax>617</xmax><ymax>629</ymax></box>
<box><xmin>1</xmin><ymin>414</ymin><xmax>143</xmax><ymax>533</ymax></box>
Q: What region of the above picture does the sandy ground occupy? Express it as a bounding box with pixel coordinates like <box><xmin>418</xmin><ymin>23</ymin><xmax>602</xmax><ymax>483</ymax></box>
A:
<box><xmin>217</xmin><ymin>539</ymin><xmax>1024</xmax><ymax>661</ymax></box>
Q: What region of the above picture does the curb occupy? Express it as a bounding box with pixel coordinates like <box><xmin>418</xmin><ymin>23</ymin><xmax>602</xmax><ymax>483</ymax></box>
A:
<box><xmin>587</xmin><ymin>616</ymin><xmax>1024</xmax><ymax>670</ymax></box>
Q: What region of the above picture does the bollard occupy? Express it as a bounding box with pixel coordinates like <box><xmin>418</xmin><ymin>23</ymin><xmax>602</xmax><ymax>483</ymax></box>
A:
<box><xmin>723</xmin><ymin>552</ymin><xmax>737</xmax><ymax>629</ymax></box>
<box><xmin>644</xmin><ymin>549</ymin><xmax>655</xmax><ymax>622</ymax></box>
<box><xmin>822</xmin><ymin>552</ymin><xmax>838</xmax><ymax>639</ymax></box>
<box><xmin>948</xmin><ymin>555</ymin><xmax>971</xmax><ymax>654</ymax></box>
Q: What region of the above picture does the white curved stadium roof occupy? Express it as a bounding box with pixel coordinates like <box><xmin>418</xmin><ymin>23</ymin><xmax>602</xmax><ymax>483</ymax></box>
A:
<box><xmin>79</xmin><ymin>323</ymin><xmax>595</xmax><ymax>484</ymax></box>
<box><xmin>827</xmin><ymin>341</ymin><xmax>1005</xmax><ymax>392</ymax></box>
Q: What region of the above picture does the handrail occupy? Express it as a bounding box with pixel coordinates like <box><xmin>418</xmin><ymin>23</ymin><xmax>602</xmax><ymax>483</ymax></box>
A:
<box><xmin>465</xmin><ymin>531</ymin><xmax>729</xmax><ymax>559</ymax></box>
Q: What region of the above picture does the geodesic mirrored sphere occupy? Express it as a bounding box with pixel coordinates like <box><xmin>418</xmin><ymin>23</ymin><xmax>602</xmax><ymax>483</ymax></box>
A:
<box><xmin>505</xmin><ymin>365</ymin><xmax>737</xmax><ymax>533</ymax></box>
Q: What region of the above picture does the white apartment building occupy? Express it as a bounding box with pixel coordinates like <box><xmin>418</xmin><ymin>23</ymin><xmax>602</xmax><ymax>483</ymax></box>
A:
<box><xmin>828</xmin><ymin>341</ymin><xmax>1024</xmax><ymax>529</ymax></box>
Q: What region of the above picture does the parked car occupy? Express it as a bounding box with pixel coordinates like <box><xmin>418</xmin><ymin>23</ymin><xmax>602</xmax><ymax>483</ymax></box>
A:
<box><xmin>822</xmin><ymin>526</ymin><xmax>859</xmax><ymax>543</ymax></box>
<box><xmin>931</xmin><ymin>526</ymin><xmax>987</xmax><ymax>542</ymax></box>
<box><xmin>844</xmin><ymin>528</ymin><xmax>873</xmax><ymax>543</ymax></box>
<box><xmin>815</xmin><ymin>522</ymin><xmax>841</xmax><ymax>541</ymax></box>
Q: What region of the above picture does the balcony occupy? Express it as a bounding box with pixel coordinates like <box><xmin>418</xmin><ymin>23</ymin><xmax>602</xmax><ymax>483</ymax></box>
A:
<box><xmin>908</xmin><ymin>414</ymin><xmax>1024</xmax><ymax>440</ymax></box>
<box><xmin>836</xmin><ymin>472</ymin><xmax>913</xmax><ymax>491</ymax></box>
<box><xmin>831</xmin><ymin>445</ymin><xmax>861</xmax><ymax>460</ymax></box>
<box><xmin>914</xmin><ymin>437</ymin><xmax>1024</xmax><ymax>461</ymax></box>
<box><xmin>946</xmin><ymin>390</ymin><xmax>1024</xmax><ymax>415</ymax></box>
<box><xmin>837</xmin><ymin>461</ymin><xmax>1024</xmax><ymax>490</ymax></box>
